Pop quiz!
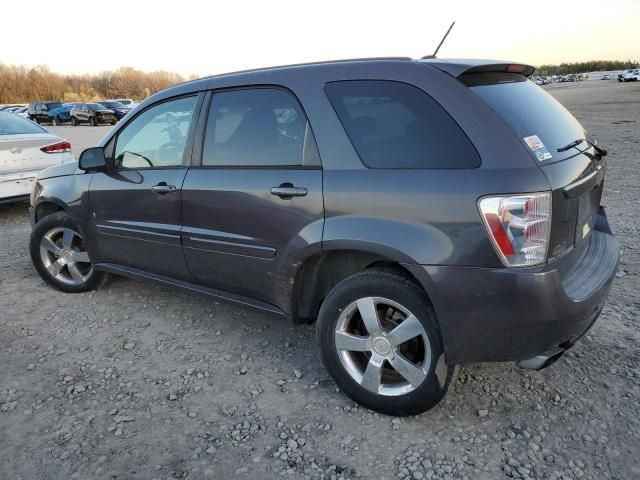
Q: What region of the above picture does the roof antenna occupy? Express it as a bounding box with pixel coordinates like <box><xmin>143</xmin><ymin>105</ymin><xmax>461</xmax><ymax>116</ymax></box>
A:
<box><xmin>422</xmin><ymin>21</ymin><xmax>455</xmax><ymax>59</ymax></box>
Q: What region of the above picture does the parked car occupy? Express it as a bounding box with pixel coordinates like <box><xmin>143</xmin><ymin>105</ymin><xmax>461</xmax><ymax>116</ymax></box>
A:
<box><xmin>27</xmin><ymin>101</ymin><xmax>64</xmax><ymax>124</ymax></box>
<box><xmin>107</xmin><ymin>98</ymin><xmax>137</xmax><ymax>108</ymax></box>
<box><xmin>11</xmin><ymin>106</ymin><xmax>29</xmax><ymax>118</ymax></box>
<box><xmin>601</xmin><ymin>74</ymin><xmax>611</xmax><ymax>80</ymax></box>
<box><xmin>28</xmin><ymin>58</ymin><xmax>618</xmax><ymax>415</ymax></box>
<box><xmin>48</xmin><ymin>104</ymin><xmax>76</xmax><ymax>125</ymax></box>
<box><xmin>622</xmin><ymin>69</ymin><xmax>640</xmax><ymax>82</ymax></box>
<box><xmin>97</xmin><ymin>101</ymin><xmax>131</xmax><ymax>120</ymax></box>
<box><xmin>0</xmin><ymin>104</ymin><xmax>26</xmax><ymax>112</ymax></box>
<box><xmin>618</xmin><ymin>69</ymin><xmax>632</xmax><ymax>82</ymax></box>
<box><xmin>0</xmin><ymin>112</ymin><xmax>73</xmax><ymax>204</ymax></box>
<box><xmin>70</xmin><ymin>103</ymin><xmax>117</xmax><ymax>126</ymax></box>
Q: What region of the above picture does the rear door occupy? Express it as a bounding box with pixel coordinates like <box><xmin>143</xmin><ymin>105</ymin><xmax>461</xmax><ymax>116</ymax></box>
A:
<box><xmin>89</xmin><ymin>94</ymin><xmax>201</xmax><ymax>279</ymax></box>
<box><xmin>181</xmin><ymin>87</ymin><xmax>324</xmax><ymax>312</ymax></box>
<box><xmin>463</xmin><ymin>73</ymin><xmax>605</xmax><ymax>260</ymax></box>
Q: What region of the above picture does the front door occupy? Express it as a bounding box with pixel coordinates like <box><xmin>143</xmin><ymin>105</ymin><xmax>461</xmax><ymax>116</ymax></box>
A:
<box><xmin>89</xmin><ymin>94</ymin><xmax>200</xmax><ymax>279</ymax></box>
<box><xmin>181</xmin><ymin>88</ymin><xmax>324</xmax><ymax>312</ymax></box>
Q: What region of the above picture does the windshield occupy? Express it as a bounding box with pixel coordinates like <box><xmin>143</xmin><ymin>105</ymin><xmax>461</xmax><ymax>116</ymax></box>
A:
<box><xmin>0</xmin><ymin>112</ymin><xmax>46</xmax><ymax>135</ymax></box>
<box><xmin>88</xmin><ymin>103</ymin><xmax>106</xmax><ymax>111</ymax></box>
<box><xmin>464</xmin><ymin>73</ymin><xmax>588</xmax><ymax>164</ymax></box>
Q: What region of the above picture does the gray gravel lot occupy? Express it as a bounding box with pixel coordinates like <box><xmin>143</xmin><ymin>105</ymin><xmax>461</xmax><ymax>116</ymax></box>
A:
<box><xmin>1</xmin><ymin>81</ymin><xmax>639</xmax><ymax>480</ymax></box>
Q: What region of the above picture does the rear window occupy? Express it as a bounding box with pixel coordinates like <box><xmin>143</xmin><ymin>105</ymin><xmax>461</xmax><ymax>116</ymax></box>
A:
<box><xmin>463</xmin><ymin>73</ymin><xmax>587</xmax><ymax>164</ymax></box>
<box><xmin>325</xmin><ymin>80</ymin><xmax>480</xmax><ymax>169</ymax></box>
<box><xmin>0</xmin><ymin>113</ymin><xmax>46</xmax><ymax>135</ymax></box>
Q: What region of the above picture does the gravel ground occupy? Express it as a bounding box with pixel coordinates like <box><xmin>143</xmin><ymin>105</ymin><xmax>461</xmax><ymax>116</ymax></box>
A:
<box><xmin>1</xmin><ymin>81</ymin><xmax>639</xmax><ymax>480</ymax></box>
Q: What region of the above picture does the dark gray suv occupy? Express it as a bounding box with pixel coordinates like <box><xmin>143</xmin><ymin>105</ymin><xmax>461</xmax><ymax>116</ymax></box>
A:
<box><xmin>28</xmin><ymin>58</ymin><xmax>618</xmax><ymax>415</ymax></box>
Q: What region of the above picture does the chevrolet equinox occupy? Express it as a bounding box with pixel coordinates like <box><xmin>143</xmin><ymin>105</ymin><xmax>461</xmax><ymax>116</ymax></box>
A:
<box><xmin>28</xmin><ymin>58</ymin><xmax>618</xmax><ymax>415</ymax></box>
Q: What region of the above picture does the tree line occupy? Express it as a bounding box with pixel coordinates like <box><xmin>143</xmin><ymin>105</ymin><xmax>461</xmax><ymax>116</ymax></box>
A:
<box><xmin>534</xmin><ymin>60</ymin><xmax>638</xmax><ymax>76</ymax></box>
<box><xmin>0</xmin><ymin>64</ymin><xmax>191</xmax><ymax>103</ymax></box>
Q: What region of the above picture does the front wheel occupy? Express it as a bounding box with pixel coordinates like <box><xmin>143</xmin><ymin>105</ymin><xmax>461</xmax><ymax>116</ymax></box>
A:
<box><xmin>51</xmin><ymin>117</ymin><xmax>58</xmax><ymax>126</ymax></box>
<box><xmin>316</xmin><ymin>269</ymin><xmax>455</xmax><ymax>416</ymax></box>
<box><xmin>29</xmin><ymin>212</ymin><xmax>108</xmax><ymax>293</ymax></box>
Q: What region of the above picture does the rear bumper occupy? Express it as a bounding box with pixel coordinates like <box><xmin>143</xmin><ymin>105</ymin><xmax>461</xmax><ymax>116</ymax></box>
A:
<box><xmin>0</xmin><ymin>172</ymin><xmax>37</xmax><ymax>201</ymax></box>
<box><xmin>407</xmin><ymin>208</ymin><xmax>619</xmax><ymax>365</ymax></box>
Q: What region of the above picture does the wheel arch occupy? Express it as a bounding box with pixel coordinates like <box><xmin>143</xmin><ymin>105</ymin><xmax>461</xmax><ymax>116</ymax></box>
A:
<box><xmin>33</xmin><ymin>200</ymin><xmax>66</xmax><ymax>224</ymax></box>
<box><xmin>291</xmin><ymin>247</ymin><xmax>432</xmax><ymax>324</ymax></box>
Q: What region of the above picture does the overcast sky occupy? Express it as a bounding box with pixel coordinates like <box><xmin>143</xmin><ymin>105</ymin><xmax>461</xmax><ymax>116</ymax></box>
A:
<box><xmin>2</xmin><ymin>0</ymin><xmax>638</xmax><ymax>77</ymax></box>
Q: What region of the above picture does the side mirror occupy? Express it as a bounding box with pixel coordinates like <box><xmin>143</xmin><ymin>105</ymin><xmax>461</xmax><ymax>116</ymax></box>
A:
<box><xmin>78</xmin><ymin>147</ymin><xmax>107</xmax><ymax>171</ymax></box>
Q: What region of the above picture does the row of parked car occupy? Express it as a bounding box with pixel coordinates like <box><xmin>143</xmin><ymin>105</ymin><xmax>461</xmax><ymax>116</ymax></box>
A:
<box><xmin>0</xmin><ymin>99</ymin><xmax>138</xmax><ymax>126</ymax></box>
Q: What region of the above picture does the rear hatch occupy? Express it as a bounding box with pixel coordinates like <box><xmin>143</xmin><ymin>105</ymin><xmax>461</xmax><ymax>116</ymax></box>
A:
<box><xmin>460</xmin><ymin>71</ymin><xmax>605</xmax><ymax>261</ymax></box>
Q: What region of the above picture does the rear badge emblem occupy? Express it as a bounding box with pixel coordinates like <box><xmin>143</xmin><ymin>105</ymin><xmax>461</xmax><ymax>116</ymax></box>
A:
<box><xmin>9</xmin><ymin>147</ymin><xmax>23</xmax><ymax>154</ymax></box>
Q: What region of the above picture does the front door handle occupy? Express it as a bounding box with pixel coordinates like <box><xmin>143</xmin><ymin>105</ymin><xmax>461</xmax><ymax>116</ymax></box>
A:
<box><xmin>151</xmin><ymin>182</ymin><xmax>177</xmax><ymax>194</ymax></box>
<box><xmin>270</xmin><ymin>184</ymin><xmax>308</xmax><ymax>199</ymax></box>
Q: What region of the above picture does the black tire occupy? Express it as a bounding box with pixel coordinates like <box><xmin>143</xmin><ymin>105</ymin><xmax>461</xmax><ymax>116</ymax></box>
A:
<box><xmin>30</xmin><ymin>212</ymin><xmax>109</xmax><ymax>293</ymax></box>
<box><xmin>51</xmin><ymin>117</ymin><xmax>58</xmax><ymax>126</ymax></box>
<box><xmin>316</xmin><ymin>269</ymin><xmax>456</xmax><ymax>416</ymax></box>
<box><xmin>90</xmin><ymin>117</ymin><xmax>97</xmax><ymax>126</ymax></box>
<box><xmin>71</xmin><ymin>117</ymin><xmax>78</xmax><ymax>126</ymax></box>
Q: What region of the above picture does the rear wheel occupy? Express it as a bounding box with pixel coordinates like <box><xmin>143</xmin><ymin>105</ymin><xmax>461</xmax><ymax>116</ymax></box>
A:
<box><xmin>71</xmin><ymin>117</ymin><xmax>78</xmax><ymax>126</ymax></box>
<box><xmin>30</xmin><ymin>212</ymin><xmax>108</xmax><ymax>293</ymax></box>
<box><xmin>316</xmin><ymin>269</ymin><xmax>455</xmax><ymax>416</ymax></box>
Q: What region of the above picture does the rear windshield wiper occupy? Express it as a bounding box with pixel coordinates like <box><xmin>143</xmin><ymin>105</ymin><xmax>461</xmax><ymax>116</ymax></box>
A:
<box><xmin>557</xmin><ymin>138</ymin><xmax>607</xmax><ymax>157</ymax></box>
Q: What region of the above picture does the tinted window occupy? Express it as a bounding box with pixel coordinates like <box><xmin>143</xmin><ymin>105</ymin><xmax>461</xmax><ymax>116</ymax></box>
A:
<box><xmin>325</xmin><ymin>81</ymin><xmax>480</xmax><ymax>169</ymax></box>
<box><xmin>464</xmin><ymin>73</ymin><xmax>587</xmax><ymax>164</ymax></box>
<box><xmin>203</xmin><ymin>88</ymin><xmax>315</xmax><ymax>167</ymax></box>
<box><xmin>114</xmin><ymin>96</ymin><xmax>196</xmax><ymax>169</ymax></box>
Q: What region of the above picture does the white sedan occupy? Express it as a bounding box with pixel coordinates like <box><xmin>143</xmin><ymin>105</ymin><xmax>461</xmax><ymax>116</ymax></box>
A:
<box><xmin>0</xmin><ymin>112</ymin><xmax>74</xmax><ymax>203</ymax></box>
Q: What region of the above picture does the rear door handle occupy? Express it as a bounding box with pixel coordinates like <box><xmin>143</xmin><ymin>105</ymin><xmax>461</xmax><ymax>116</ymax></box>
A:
<box><xmin>270</xmin><ymin>185</ymin><xmax>308</xmax><ymax>199</ymax></box>
<box><xmin>151</xmin><ymin>182</ymin><xmax>177</xmax><ymax>194</ymax></box>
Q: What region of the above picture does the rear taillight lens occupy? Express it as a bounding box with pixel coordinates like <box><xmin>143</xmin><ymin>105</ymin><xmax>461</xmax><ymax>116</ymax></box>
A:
<box><xmin>41</xmin><ymin>141</ymin><xmax>71</xmax><ymax>154</ymax></box>
<box><xmin>478</xmin><ymin>192</ymin><xmax>552</xmax><ymax>267</ymax></box>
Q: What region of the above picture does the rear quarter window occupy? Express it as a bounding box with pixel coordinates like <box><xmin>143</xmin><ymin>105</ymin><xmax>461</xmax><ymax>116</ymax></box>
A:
<box><xmin>325</xmin><ymin>80</ymin><xmax>480</xmax><ymax>169</ymax></box>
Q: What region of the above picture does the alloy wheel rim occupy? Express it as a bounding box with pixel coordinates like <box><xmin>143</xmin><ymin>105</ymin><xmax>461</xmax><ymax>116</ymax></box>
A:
<box><xmin>335</xmin><ymin>297</ymin><xmax>431</xmax><ymax>396</ymax></box>
<box><xmin>39</xmin><ymin>227</ymin><xmax>92</xmax><ymax>286</ymax></box>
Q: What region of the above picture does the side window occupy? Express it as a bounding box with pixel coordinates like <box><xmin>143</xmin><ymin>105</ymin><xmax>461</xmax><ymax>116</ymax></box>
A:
<box><xmin>202</xmin><ymin>88</ymin><xmax>318</xmax><ymax>167</ymax></box>
<box><xmin>113</xmin><ymin>96</ymin><xmax>197</xmax><ymax>169</ymax></box>
<box><xmin>325</xmin><ymin>80</ymin><xmax>480</xmax><ymax>169</ymax></box>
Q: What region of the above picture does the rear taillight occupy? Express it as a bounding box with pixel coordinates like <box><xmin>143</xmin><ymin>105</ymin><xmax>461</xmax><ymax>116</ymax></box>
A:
<box><xmin>478</xmin><ymin>192</ymin><xmax>552</xmax><ymax>267</ymax></box>
<box><xmin>41</xmin><ymin>141</ymin><xmax>71</xmax><ymax>154</ymax></box>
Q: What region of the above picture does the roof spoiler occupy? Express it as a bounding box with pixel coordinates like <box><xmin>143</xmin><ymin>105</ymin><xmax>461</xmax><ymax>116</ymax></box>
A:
<box><xmin>463</xmin><ymin>63</ymin><xmax>535</xmax><ymax>77</ymax></box>
<box><xmin>419</xmin><ymin>59</ymin><xmax>536</xmax><ymax>78</ymax></box>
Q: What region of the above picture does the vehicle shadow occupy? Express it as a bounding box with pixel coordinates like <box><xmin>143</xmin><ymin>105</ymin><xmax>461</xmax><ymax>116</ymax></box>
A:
<box><xmin>0</xmin><ymin>200</ymin><xmax>30</xmax><ymax>220</ymax></box>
